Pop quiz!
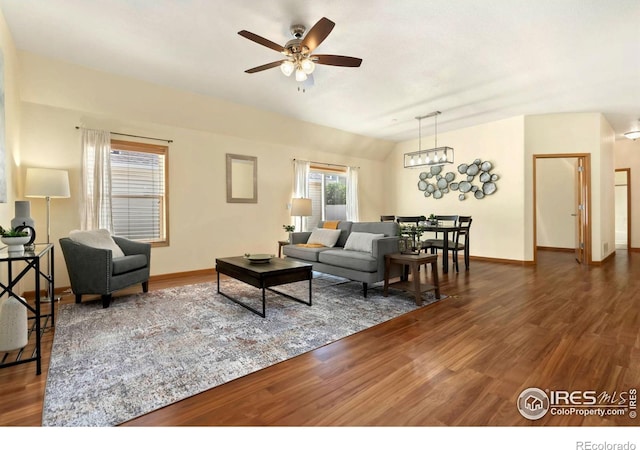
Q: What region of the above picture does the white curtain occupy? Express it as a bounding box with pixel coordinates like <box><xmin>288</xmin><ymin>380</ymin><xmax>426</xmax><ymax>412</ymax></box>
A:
<box><xmin>292</xmin><ymin>159</ymin><xmax>310</xmax><ymax>230</ymax></box>
<box><xmin>81</xmin><ymin>129</ymin><xmax>113</xmax><ymax>231</ymax></box>
<box><xmin>346</xmin><ymin>166</ymin><xmax>359</xmax><ymax>221</ymax></box>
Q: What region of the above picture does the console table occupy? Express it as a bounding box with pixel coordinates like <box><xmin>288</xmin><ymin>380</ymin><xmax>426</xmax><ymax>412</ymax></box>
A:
<box><xmin>0</xmin><ymin>244</ymin><xmax>55</xmax><ymax>375</ymax></box>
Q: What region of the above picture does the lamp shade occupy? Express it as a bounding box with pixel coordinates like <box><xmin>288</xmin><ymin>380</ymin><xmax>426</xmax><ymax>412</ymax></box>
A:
<box><xmin>25</xmin><ymin>168</ymin><xmax>70</xmax><ymax>198</ymax></box>
<box><xmin>290</xmin><ymin>198</ymin><xmax>312</xmax><ymax>217</ymax></box>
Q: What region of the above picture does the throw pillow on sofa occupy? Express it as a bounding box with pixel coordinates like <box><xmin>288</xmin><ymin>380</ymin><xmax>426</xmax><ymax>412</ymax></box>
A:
<box><xmin>344</xmin><ymin>232</ymin><xmax>385</xmax><ymax>253</ymax></box>
<box><xmin>68</xmin><ymin>229</ymin><xmax>125</xmax><ymax>258</ymax></box>
<box><xmin>305</xmin><ymin>228</ymin><xmax>342</xmax><ymax>248</ymax></box>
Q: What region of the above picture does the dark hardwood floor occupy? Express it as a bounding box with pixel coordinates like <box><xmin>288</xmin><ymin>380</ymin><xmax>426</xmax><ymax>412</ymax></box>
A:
<box><xmin>1</xmin><ymin>250</ymin><xmax>638</xmax><ymax>426</ymax></box>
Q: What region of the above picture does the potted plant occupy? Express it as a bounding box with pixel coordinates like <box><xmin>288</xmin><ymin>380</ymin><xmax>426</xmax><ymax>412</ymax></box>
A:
<box><xmin>427</xmin><ymin>214</ymin><xmax>438</xmax><ymax>226</ymax></box>
<box><xmin>0</xmin><ymin>226</ymin><xmax>30</xmax><ymax>253</ymax></box>
<box><xmin>283</xmin><ymin>224</ymin><xmax>295</xmax><ymax>243</ymax></box>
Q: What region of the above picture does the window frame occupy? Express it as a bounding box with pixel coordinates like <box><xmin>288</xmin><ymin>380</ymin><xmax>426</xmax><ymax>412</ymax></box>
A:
<box><xmin>110</xmin><ymin>139</ymin><xmax>170</xmax><ymax>247</ymax></box>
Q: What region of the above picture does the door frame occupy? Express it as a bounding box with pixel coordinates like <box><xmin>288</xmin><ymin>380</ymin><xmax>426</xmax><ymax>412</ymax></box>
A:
<box><xmin>615</xmin><ymin>168</ymin><xmax>631</xmax><ymax>251</ymax></box>
<box><xmin>533</xmin><ymin>153</ymin><xmax>592</xmax><ymax>265</ymax></box>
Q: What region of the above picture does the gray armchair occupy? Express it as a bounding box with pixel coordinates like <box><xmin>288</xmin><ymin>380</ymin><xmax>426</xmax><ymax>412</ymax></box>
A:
<box><xmin>59</xmin><ymin>236</ymin><xmax>151</xmax><ymax>308</ymax></box>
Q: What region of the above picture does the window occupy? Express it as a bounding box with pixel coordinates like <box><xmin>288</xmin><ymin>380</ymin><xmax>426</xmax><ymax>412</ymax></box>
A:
<box><xmin>307</xmin><ymin>165</ymin><xmax>347</xmax><ymax>230</ymax></box>
<box><xmin>110</xmin><ymin>140</ymin><xmax>168</xmax><ymax>246</ymax></box>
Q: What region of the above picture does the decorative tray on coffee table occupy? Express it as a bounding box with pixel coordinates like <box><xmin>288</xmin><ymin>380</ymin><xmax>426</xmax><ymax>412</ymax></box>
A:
<box><xmin>243</xmin><ymin>253</ymin><xmax>274</xmax><ymax>264</ymax></box>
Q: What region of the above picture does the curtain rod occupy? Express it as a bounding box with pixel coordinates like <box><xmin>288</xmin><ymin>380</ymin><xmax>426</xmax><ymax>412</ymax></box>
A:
<box><xmin>293</xmin><ymin>158</ymin><xmax>359</xmax><ymax>170</ymax></box>
<box><xmin>75</xmin><ymin>126</ymin><xmax>173</xmax><ymax>143</ymax></box>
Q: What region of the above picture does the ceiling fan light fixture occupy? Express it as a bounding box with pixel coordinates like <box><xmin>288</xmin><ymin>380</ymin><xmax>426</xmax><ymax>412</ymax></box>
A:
<box><xmin>295</xmin><ymin>68</ymin><xmax>307</xmax><ymax>82</ymax></box>
<box><xmin>280</xmin><ymin>60</ymin><xmax>295</xmax><ymax>77</ymax></box>
<box><xmin>300</xmin><ymin>58</ymin><xmax>315</xmax><ymax>74</ymax></box>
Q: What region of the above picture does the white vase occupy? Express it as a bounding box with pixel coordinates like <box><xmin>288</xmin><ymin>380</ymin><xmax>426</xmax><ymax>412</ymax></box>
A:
<box><xmin>0</xmin><ymin>296</ymin><xmax>28</xmax><ymax>352</ymax></box>
<box><xmin>1</xmin><ymin>236</ymin><xmax>30</xmax><ymax>254</ymax></box>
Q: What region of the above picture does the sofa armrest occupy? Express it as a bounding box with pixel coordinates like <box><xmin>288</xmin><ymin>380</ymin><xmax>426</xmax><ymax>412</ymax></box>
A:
<box><xmin>290</xmin><ymin>231</ymin><xmax>312</xmax><ymax>245</ymax></box>
<box><xmin>373</xmin><ymin>236</ymin><xmax>401</xmax><ymax>276</ymax></box>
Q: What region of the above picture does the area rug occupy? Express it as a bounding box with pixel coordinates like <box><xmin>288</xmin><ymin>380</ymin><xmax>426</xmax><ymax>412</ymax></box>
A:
<box><xmin>42</xmin><ymin>273</ymin><xmax>444</xmax><ymax>426</ymax></box>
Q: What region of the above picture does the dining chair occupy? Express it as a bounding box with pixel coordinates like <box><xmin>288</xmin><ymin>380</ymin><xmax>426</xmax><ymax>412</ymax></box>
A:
<box><xmin>423</xmin><ymin>215</ymin><xmax>458</xmax><ymax>252</ymax></box>
<box><xmin>430</xmin><ymin>215</ymin><xmax>472</xmax><ymax>272</ymax></box>
<box><xmin>452</xmin><ymin>216</ymin><xmax>472</xmax><ymax>272</ymax></box>
<box><xmin>380</xmin><ymin>215</ymin><xmax>396</xmax><ymax>222</ymax></box>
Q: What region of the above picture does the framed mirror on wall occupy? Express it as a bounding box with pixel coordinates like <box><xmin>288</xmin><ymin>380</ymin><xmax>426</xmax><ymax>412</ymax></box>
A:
<box><xmin>226</xmin><ymin>154</ymin><xmax>257</xmax><ymax>203</ymax></box>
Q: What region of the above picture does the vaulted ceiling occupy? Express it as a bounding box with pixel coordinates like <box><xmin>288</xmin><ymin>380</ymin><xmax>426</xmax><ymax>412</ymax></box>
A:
<box><xmin>1</xmin><ymin>0</ymin><xmax>638</xmax><ymax>142</ymax></box>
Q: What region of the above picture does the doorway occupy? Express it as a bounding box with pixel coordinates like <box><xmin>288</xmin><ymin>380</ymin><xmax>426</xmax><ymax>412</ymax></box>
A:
<box><xmin>615</xmin><ymin>168</ymin><xmax>631</xmax><ymax>250</ymax></box>
<box><xmin>533</xmin><ymin>154</ymin><xmax>592</xmax><ymax>265</ymax></box>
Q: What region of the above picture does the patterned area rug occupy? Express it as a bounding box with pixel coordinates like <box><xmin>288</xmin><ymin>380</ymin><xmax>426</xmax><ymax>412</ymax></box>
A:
<box><xmin>42</xmin><ymin>273</ymin><xmax>444</xmax><ymax>426</ymax></box>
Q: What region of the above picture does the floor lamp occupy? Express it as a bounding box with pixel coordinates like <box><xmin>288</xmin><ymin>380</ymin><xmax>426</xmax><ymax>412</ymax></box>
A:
<box><xmin>25</xmin><ymin>168</ymin><xmax>70</xmax><ymax>303</ymax></box>
<box><xmin>290</xmin><ymin>198</ymin><xmax>312</xmax><ymax>232</ymax></box>
<box><xmin>25</xmin><ymin>168</ymin><xmax>71</xmax><ymax>244</ymax></box>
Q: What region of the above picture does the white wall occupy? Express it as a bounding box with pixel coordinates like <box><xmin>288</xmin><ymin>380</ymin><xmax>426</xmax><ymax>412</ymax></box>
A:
<box><xmin>18</xmin><ymin>53</ymin><xmax>394</xmax><ymax>288</ymax></box>
<box><xmin>0</xmin><ymin>9</ymin><xmax>20</xmax><ymax>227</ymax></box>
<box><xmin>615</xmin><ymin>138</ymin><xmax>640</xmax><ymax>249</ymax></box>
<box><xmin>385</xmin><ymin>116</ymin><xmax>527</xmax><ymax>262</ymax></box>
<box><xmin>524</xmin><ymin>113</ymin><xmax>615</xmax><ymax>262</ymax></box>
<box><xmin>536</xmin><ymin>158</ymin><xmax>576</xmax><ymax>249</ymax></box>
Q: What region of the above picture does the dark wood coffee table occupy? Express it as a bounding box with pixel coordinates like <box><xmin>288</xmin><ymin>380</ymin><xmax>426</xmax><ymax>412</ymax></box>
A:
<box><xmin>215</xmin><ymin>256</ymin><xmax>313</xmax><ymax>317</ymax></box>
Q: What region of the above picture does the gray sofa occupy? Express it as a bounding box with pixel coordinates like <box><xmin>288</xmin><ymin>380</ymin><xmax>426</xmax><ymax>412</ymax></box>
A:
<box><xmin>283</xmin><ymin>221</ymin><xmax>402</xmax><ymax>297</ymax></box>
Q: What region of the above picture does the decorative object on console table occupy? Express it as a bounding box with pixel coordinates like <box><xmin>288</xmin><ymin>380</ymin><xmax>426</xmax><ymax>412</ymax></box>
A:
<box><xmin>290</xmin><ymin>198</ymin><xmax>312</xmax><ymax>232</ymax></box>
<box><xmin>0</xmin><ymin>295</ymin><xmax>28</xmax><ymax>352</ymax></box>
<box><xmin>0</xmin><ymin>225</ymin><xmax>30</xmax><ymax>254</ymax></box>
<box><xmin>11</xmin><ymin>200</ymin><xmax>36</xmax><ymax>251</ymax></box>
<box><xmin>25</xmin><ymin>168</ymin><xmax>70</xmax><ymax>244</ymax></box>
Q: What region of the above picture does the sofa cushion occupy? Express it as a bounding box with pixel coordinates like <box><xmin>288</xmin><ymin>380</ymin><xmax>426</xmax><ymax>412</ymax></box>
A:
<box><xmin>283</xmin><ymin>244</ymin><xmax>332</xmax><ymax>262</ymax></box>
<box><xmin>319</xmin><ymin>249</ymin><xmax>378</xmax><ymax>272</ymax></box>
<box><xmin>69</xmin><ymin>229</ymin><xmax>125</xmax><ymax>258</ymax></box>
<box><xmin>307</xmin><ymin>228</ymin><xmax>341</xmax><ymax>247</ymax></box>
<box><xmin>344</xmin><ymin>232</ymin><xmax>385</xmax><ymax>254</ymax></box>
<box><xmin>351</xmin><ymin>221</ymin><xmax>398</xmax><ymax>237</ymax></box>
<box><xmin>318</xmin><ymin>221</ymin><xmax>352</xmax><ymax>247</ymax></box>
<box><xmin>112</xmin><ymin>254</ymin><xmax>147</xmax><ymax>275</ymax></box>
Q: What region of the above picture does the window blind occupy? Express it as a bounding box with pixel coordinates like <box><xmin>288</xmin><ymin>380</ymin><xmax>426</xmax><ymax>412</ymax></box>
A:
<box><xmin>110</xmin><ymin>148</ymin><xmax>165</xmax><ymax>242</ymax></box>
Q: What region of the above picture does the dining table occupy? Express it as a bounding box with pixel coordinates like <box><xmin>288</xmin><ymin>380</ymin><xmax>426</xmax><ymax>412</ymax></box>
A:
<box><xmin>400</xmin><ymin>223</ymin><xmax>461</xmax><ymax>274</ymax></box>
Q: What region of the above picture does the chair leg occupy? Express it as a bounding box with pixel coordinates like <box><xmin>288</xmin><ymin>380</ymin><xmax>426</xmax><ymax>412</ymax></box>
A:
<box><xmin>75</xmin><ymin>294</ymin><xmax>82</xmax><ymax>304</ymax></box>
<box><xmin>142</xmin><ymin>281</ymin><xmax>149</xmax><ymax>293</ymax></box>
<box><xmin>102</xmin><ymin>294</ymin><xmax>112</xmax><ymax>308</ymax></box>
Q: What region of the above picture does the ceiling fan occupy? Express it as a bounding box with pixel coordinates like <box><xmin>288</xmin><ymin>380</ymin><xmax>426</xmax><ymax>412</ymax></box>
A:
<box><xmin>238</xmin><ymin>17</ymin><xmax>362</xmax><ymax>83</ymax></box>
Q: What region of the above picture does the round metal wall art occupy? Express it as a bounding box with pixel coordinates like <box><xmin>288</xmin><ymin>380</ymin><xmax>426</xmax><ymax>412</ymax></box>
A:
<box><xmin>416</xmin><ymin>158</ymin><xmax>499</xmax><ymax>200</ymax></box>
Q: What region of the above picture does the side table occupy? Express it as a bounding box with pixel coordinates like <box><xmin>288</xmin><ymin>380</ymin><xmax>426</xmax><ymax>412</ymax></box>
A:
<box><xmin>277</xmin><ymin>240</ymin><xmax>289</xmax><ymax>258</ymax></box>
<box><xmin>0</xmin><ymin>243</ymin><xmax>55</xmax><ymax>375</ymax></box>
<box><xmin>383</xmin><ymin>252</ymin><xmax>440</xmax><ymax>306</ymax></box>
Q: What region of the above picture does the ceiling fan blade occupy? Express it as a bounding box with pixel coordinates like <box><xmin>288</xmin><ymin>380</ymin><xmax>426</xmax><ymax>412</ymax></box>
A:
<box><xmin>245</xmin><ymin>60</ymin><xmax>284</xmax><ymax>74</ymax></box>
<box><xmin>238</xmin><ymin>30</ymin><xmax>286</xmax><ymax>53</ymax></box>
<box><xmin>301</xmin><ymin>17</ymin><xmax>335</xmax><ymax>52</ymax></box>
<box><xmin>313</xmin><ymin>55</ymin><xmax>362</xmax><ymax>67</ymax></box>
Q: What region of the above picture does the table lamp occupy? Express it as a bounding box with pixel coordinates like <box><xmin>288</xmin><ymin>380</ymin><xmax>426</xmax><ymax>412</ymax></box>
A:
<box><xmin>290</xmin><ymin>198</ymin><xmax>312</xmax><ymax>232</ymax></box>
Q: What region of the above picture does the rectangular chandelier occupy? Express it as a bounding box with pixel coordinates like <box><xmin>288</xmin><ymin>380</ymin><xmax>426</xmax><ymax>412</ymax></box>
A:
<box><xmin>404</xmin><ymin>111</ymin><xmax>454</xmax><ymax>168</ymax></box>
<box><xmin>404</xmin><ymin>147</ymin><xmax>454</xmax><ymax>168</ymax></box>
